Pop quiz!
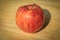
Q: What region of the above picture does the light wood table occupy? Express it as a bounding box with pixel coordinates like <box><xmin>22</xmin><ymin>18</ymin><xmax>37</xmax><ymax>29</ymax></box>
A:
<box><xmin>0</xmin><ymin>0</ymin><xmax>60</xmax><ymax>40</ymax></box>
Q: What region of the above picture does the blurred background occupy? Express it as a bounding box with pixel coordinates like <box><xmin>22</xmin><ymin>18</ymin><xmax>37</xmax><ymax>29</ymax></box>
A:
<box><xmin>0</xmin><ymin>0</ymin><xmax>60</xmax><ymax>40</ymax></box>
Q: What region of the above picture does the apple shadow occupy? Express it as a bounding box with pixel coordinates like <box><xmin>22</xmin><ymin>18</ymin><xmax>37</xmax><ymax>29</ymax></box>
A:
<box><xmin>36</xmin><ymin>9</ymin><xmax>51</xmax><ymax>33</ymax></box>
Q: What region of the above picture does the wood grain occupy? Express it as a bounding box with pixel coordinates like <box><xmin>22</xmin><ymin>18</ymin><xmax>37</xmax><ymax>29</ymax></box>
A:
<box><xmin>0</xmin><ymin>0</ymin><xmax>60</xmax><ymax>40</ymax></box>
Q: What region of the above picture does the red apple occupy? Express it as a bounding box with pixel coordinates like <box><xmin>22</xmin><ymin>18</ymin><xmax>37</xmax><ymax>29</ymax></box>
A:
<box><xmin>16</xmin><ymin>4</ymin><xmax>44</xmax><ymax>33</ymax></box>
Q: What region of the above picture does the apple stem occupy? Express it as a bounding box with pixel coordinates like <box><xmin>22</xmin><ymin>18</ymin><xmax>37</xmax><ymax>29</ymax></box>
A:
<box><xmin>32</xmin><ymin>4</ymin><xmax>35</xmax><ymax>9</ymax></box>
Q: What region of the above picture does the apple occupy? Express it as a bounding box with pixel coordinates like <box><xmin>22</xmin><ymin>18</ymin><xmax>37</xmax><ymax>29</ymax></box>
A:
<box><xmin>16</xmin><ymin>4</ymin><xmax>44</xmax><ymax>33</ymax></box>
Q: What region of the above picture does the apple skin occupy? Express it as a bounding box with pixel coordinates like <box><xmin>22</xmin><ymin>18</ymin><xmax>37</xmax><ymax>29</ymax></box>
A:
<box><xmin>16</xmin><ymin>4</ymin><xmax>44</xmax><ymax>33</ymax></box>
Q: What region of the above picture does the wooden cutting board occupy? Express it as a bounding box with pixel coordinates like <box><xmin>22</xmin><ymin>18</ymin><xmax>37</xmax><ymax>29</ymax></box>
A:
<box><xmin>0</xmin><ymin>0</ymin><xmax>60</xmax><ymax>40</ymax></box>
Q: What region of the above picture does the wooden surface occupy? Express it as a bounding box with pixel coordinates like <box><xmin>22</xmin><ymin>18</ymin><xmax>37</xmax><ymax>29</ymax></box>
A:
<box><xmin>0</xmin><ymin>0</ymin><xmax>60</xmax><ymax>40</ymax></box>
